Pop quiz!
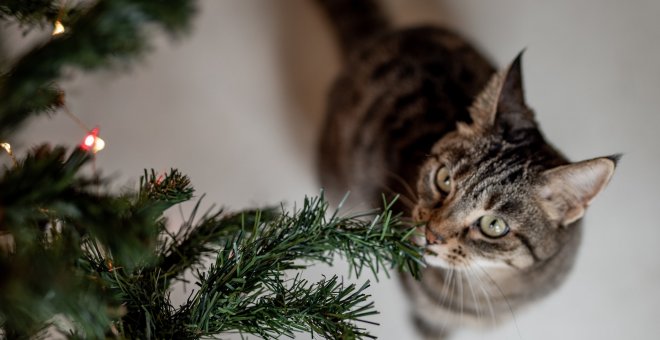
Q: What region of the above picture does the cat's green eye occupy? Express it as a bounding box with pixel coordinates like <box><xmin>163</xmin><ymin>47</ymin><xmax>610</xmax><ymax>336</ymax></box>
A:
<box><xmin>435</xmin><ymin>166</ymin><xmax>452</xmax><ymax>193</ymax></box>
<box><xmin>479</xmin><ymin>215</ymin><xmax>509</xmax><ymax>238</ymax></box>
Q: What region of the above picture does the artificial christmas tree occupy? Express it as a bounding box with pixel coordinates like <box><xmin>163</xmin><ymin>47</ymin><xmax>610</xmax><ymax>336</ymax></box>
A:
<box><xmin>0</xmin><ymin>1</ymin><xmax>422</xmax><ymax>338</ymax></box>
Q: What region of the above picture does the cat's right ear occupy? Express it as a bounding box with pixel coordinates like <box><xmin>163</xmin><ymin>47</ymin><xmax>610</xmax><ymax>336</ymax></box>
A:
<box><xmin>536</xmin><ymin>156</ymin><xmax>619</xmax><ymax>226</ymax></box>
<box><xmin>492</xmin><ymin>51</ymin><xmax>537</xmax><ymax>137</ymax></box>
<box><xmin>467</xmin><ymin>51</ymin><xmax>536</xmax><ymax>135</ymax></box>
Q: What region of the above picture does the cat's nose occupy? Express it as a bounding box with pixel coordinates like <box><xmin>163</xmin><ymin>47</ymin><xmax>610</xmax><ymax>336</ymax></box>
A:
<box><xmin>425</xmin><ymin>227</ymin><xmax>445</xmax><ymax>245</ymax></box>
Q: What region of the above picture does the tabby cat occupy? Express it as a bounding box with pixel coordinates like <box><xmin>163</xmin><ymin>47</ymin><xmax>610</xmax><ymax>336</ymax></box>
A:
<box><xmin>314</xmin><ymin>0</ymin><xmax>617</xmax><ymax>339</ymax></box>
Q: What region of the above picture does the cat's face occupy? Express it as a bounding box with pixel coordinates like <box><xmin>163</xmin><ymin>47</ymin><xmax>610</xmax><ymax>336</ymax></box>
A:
<box><xmin>414</xmin><ymin>131</ymin><xmax>555</xmax><ymax>271</ymax></box>
<box><xmin>413</xmin><ymin>54</ymin><xmax>617</xmax><ymax>272</ymax></box>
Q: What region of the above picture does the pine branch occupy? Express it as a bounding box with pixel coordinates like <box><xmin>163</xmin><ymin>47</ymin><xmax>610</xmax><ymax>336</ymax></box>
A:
<box><xmin>0</xmin><ymin>0</ymin><xmax>60</xmax><ymax>26</ymax></box>
<box><xmin>162</xmin><ymin>195</ymin><xmax>423</xmax><ymax>339</ymax></box>
<box><xmin>0</xmin><ymin>225</ymin><xmax>119</xmax><ymax>339</ymax></box>
<box><xmin>2</xmin><ymin>155</ymin><xmax>424</xmax><ymax>339</ymax></box>
<box><xmin>157</xmin><ymin>203</ymin><xmax>273</xmax><ymax>284</ymax></box>
<box><xmin>202</xmin><ymin>275</ymin><xmax>378</xmax><ymax>339</ymax></box>
<box><xmin>0</xmin><ymin>147</ymin><xmax>177</xmax><ymax>269</ymax></box>
<box><xmin>138</xmin><ymin>169</ymin><xmax>194</xmax><ymax>208</ymax></box>
<box><xmin>0</xmin><ymin>151</ymin><xmax>188</xmax><ymax>339</ymax></box>
<box><xmin>0</xmin><ymin>0</ymin><xmax>197</xmax><ymax>139</ymax></box>
<box><xmin>77</xmin><ymin>193</ymin><xmax>423</xmax><ymax>339</ymax></box>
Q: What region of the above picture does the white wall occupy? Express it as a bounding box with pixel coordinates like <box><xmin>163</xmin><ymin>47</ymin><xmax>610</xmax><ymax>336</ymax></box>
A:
<box><xmin>14</xmin><ymin>0</ymin><xmax>660</xmax><ymax>339</ymax></box>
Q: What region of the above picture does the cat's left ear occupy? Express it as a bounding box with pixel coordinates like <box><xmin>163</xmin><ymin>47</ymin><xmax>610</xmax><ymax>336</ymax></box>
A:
<box><xmin>493</xmin><ymin>51</ymin><xmax>537</xmax><ymax>136</ymax></box>
<box><xmin>537</xmin><ymin>156</ymin><xmax>620</xmax><ymax>226</ymax></box>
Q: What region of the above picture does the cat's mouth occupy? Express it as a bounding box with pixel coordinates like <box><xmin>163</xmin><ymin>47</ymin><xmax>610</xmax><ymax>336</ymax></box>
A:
<box><xmin>415</xmin><ymin>226</ymin><xmax>455</xmax><ymax>269</ymax></box>
<box><xmin>423</xmin><ymin>244</ymin><xmax>453</xmax><ymax>269</ymax></box>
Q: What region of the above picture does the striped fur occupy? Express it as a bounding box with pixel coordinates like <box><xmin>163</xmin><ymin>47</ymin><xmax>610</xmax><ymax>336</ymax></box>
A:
<box><xmin>315</xmin><ymin>1</ymin><xmax>617</xmax><ymax>338</ymax></box>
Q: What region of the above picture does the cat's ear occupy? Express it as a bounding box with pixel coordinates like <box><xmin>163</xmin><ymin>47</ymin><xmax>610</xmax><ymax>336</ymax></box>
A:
<box><xmin>468</xmin><ymin>51</ymin><xmax>536</xmax><ymax>135</ymax></box>
<box><xmin>496</xmin><ymin>51</ymin><xmax>527</xmax><ymax>114</ymax></box>
<box><xmin>493</xmin><ymin>51</ymin><xmax>536</xmax><ymax>136</ymax></box>
<box><xmin>537</xmin><ymin>156</ymin><xmax>619</xmax><ymax>226</ymax></box>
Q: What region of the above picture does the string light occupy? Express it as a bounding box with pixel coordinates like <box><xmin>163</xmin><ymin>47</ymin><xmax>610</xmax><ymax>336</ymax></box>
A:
<box><xmin>153</xmin><ymin>168</ymin><xmax>171</xmax><ymax>185</ymax></box>
<box><xmin>0</xmin><ymin>142</ymin><xmax>18</xmax><ymax>166</ymax></box>
<box><xmin>1</xmin><ymin>142</ymin><xmax>12</xmax><ymax>155</ymax></box>
<box><xmin>52</xmin><ymin>20</ymin><xmax>66</xmax><ymax>36</ymax></box>
<box><xmin>57</xmin><ymin>92</ymin><xmax>107</xmax><ymax>155</ymax></box>
<box><xmin>52</xmin><ymin>0</ymin><xmax>70</xmax><ymax>36</ymax></box>
<box><xmin>80</xmin><ymin>127</ymin><xmax>106</xmax><ymax>153</ymax></box>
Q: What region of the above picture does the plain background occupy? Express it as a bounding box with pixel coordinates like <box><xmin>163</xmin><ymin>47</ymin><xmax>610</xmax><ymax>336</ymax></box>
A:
<box><xmin>10</xmin><ymin>0</ymin><xmax>660</xmax><ymax>339</ymax></box>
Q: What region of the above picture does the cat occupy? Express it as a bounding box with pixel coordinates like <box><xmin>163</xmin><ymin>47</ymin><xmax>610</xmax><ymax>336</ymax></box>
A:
<box><xmin>314</xmin><ymin>0</ymin><xmax>618</xmax><ymax>339</ymax></box>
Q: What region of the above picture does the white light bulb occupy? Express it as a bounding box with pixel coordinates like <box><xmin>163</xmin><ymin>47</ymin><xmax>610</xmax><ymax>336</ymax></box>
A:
<box><xmin>93</xmin><ymin>137</ymin><xmax>105</xmax><ymax>153</ymax></box>
<box><xmin>52</xmin><ymin>21</ymin><xmax>66</xmax><ymax>35</ymax></box>
<box><xmin>0</xmin><ymin>142</ymin><xmax>11</xmax><ymax>154</ymax></box>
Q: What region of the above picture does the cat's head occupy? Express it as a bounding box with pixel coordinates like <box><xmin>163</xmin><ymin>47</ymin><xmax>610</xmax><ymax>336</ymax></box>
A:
<box><xmin>414</xmin><ymin>53</ymin><xmax>618</xmax><ymax>272</ymax></box>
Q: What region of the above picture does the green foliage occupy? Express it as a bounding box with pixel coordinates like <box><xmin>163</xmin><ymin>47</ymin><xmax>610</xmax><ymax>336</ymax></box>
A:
<box><xmin>171</xmin><ymin>195</ymin><xmax>422</xmax><ymax>339</ymax></box>
<box><xmin>0</xmin><ymin>0</ymin><xmax>61</xmax><ymax>27</ymax></box>
<box><xmin>0</xmin><ymin>146</ymin><xmax>195</xmax><ymax>338</ymax></box>
<box><xmin>0</xmin><ymin>0</ymin><xmax>425</xmax><ymax>339</ymax></box>
<box><xmin>0</xmin><ymin>147</ymin><xmax>422</xmax><ymax>338</ymax></box>
<box><xmin>0</xmin><ymin>0</ymin><xmax>196</xmax><ymax>139</ymax></box>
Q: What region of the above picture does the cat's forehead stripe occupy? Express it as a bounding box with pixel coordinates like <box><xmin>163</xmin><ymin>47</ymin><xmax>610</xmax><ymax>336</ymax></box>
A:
<box><xmin>484</xmin><ymin>192</ymin><xmax>501</xmax><ymax>210</ymax></box>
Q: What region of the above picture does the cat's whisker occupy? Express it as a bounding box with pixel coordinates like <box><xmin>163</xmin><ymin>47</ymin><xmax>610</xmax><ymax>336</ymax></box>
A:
<box><xmin>458</xmin><ymin>268</ymin><xmax>465</xmax><ymax>325</ymax></box>
<box><xmin>444</xmin><ymin>267</ymin><xmax>458</xmax><ymax>335</ymax></box>
<box><xmin>438</xmin><ymin>267</ymin><xmax>455</xmax><ymax>335</ymax></box>
<box><xmin>474</xmin><ymin>263</ymin><xmax>523</xmax><ymax>340</ymax></box>
<box><xmin>395</xmin><ymin>193</ymin><xmax>417</xmax><ymax>210</ymax></box>
<box><xmin>375</xmin><ymin>179</ymin><xmax>418</xmax><ymax>211</ymax></box>
<box><xmin>468</xmin><ymin>265</ymin><xmax>497</xmax><ymax>328</ymax></box>
<box><xmin>385</xmin><ymin>169</ymin><xmax>420</xmax><ymax>202</ymax></box>
<box><xmin>438</xmin><ymin>267</ymin><xmax>452</xmax><ymax>309</ymax></box>
<box><xmin>464</xmin><ymin>265</ymin><xmax>483</xmax><ymax>325</ymax></box>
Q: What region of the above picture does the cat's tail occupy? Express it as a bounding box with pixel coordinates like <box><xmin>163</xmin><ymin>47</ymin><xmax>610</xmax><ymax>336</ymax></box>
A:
<box><xmin>314</xmin><ymin>0</ymin><xmax>391</xmax><ymax>59</ymax></box>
